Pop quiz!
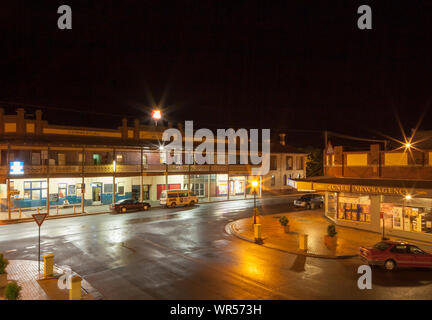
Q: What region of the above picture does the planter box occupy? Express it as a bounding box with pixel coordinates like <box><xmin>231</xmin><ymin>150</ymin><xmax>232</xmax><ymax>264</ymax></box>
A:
<box><xmin>324</xmin><ymin>235</ymin><xmax>337</xmax><ymax>248</ymax></box>
<box><xmin>0</xmin><ymin>273</ymin><xmax>7</xmax><ymax>288</ymax></box>
<box><xmin>284</xmin><ymin>225</ymin><xmax>290</xmax><ymax>233</ymax></box>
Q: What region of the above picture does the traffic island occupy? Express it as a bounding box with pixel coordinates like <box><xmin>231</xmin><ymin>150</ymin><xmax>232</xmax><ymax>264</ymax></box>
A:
<box><xmin>228</xmin><ymin>210</ymin><xmax>432</xmax><ymax>259</ymax></box>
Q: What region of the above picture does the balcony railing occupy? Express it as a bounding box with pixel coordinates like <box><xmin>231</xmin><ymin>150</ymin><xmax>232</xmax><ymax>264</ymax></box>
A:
<box><xmin>0</xmin><ymin>162</ymin><xmax>259</xmax><ymax>177</ymax></box>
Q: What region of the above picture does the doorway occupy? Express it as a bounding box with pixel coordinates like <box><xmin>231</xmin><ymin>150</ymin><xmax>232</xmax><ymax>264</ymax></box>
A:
<box><xmin>92</xmin><ymin>182</ymin><xmax>102</xmax><ymax>204</ymax></box>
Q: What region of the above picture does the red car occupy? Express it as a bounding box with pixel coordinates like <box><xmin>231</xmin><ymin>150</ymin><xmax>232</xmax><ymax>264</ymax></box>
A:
<box><xmin>359</xmin><ymin>240</ymin><xmax>432</xmax><ymax>271</ymax></box>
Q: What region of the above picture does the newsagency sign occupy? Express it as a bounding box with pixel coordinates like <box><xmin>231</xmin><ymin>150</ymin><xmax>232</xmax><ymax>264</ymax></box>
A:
<box><xmin>312</xmin><ymin>183</ymin><xmax>426</xmax><ymax>196</ymax></box>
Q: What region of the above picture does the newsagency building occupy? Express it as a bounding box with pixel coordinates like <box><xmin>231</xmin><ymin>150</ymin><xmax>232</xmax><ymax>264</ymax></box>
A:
<box><xmin>0</xmin><ymin>108</ymin><xmax>307</xmax><ymax>221</ymax></box>
<box><xmin>291</xmin><ymin>142</ymin><xmax>432</xmax><ymax>243</ymax></box>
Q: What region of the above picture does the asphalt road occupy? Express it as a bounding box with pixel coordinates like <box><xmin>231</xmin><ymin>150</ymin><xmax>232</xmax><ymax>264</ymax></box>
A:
<box><xmin>1</xmin><ymin>196</ymin><xmax>432</xmax><ymax>300</ymax></box>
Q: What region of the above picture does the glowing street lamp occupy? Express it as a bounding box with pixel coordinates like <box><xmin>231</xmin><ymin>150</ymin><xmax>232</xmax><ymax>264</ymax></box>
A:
<box><xmin>405</xmin><ymin>194</ymin><xmax>412</xmax><ymax>200</ymax></box>
<box><xmin>152</xmin><ymin>109</ymin><xmax>162</xmax><ymax>126</ymax></box>
<box><xmin>404</xmin><ymin>143</ymin><xmax>412</xmax><ymax>149</ymax></box>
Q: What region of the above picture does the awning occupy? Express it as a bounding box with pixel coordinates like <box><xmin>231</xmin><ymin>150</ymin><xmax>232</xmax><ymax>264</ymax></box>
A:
<box><xmin>289</xmin><ymin>177</ymin><xmax>432</xmax><ymax>197</ymax></box>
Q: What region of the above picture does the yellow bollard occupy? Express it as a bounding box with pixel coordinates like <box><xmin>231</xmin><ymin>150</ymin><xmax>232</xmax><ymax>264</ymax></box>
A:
<box><xmin>37</xmin><ymin>207</ymin><xmax>40</xmax><ymax>214</ymax></box>
<box><xmin>43</xmin><ymin>254</ymin><xmax>54</xmax><ymax>278</ymax></box>
<box><xmin>299</xmin><ymin>234</ymin><xmax>308</xmax><ymax>251</ymax></box>
<box><xmin>69</xmin><ymin>275</ymin><xmax>82</xmax><ymax>300</ymax></box>
<box><xmin>19</xmin><ymin>208</ymin><xmax>22</xmax><ymax>219</ymax></box>
<box><xmin>56</xmin><ymin>206</ymin><xmax>59</xmax><ymax>215</ymax></box>
<box><xmin>254</xmin><ymin>224</ymin><xmax>262</xmax><ymax>243</ymax></box>
<box><xmin>73</xmin><ymin>205</ymin><xmax>76</xmax><ymax>214</ymax></box>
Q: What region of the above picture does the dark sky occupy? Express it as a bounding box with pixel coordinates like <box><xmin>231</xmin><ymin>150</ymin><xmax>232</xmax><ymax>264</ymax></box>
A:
<box><xmin>1</xmin><ymin>1</ymin><xmax>432</xmax><ymax>147</ymax></box>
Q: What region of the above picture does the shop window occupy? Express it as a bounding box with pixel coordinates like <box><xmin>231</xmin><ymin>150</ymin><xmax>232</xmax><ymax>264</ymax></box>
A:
<box><xmin>118</xmin><ymin>182</ymin><xmax>125</xmax><ymax>195</ymax></box>
<box><xmin>283</xmin><ymin>174</ymin><xmax>287</xmax><ymax>186</ymax></box>
<box><xmin>271</xmin><ymin>175</ymin><xmax>276</xmax><ymax>186</ymax></box>
<box><xmin>24</xmin><ymin>181</ymin><xmax>47</xmax><ymax>200</ymax></box>
<box><xmin>296</xmin><ymin>156</ymin><xmax>304</xmax><ymax>170</ymax></box>
<box><xmin>58</xmin><ymin>183</ymin><xmax>67</xmax><ymax>198</ymax></box>
<box><xmin>338</xmin><ymin>195</ymin><xmax>371</xmax><ymax>223</ymax></box>
<box><xmin>142</xmin><ymin>154</ymin><xmax>147</xmax><ymax>165</ymax></box>
<box><xmin>270</xmin><ymin>156</ymin><xmax>277</xmax><ymax>171</ymax></box>
<box><xmin>68</xmin><ymin>185</ymin><xmax>76</xmax><ymax>196</ymax></box>
<box><xmin>381</xmin><ymin>197</ymin><xmax>432</xmax><ymax>234</ymax></box>
<box><xmin>104</xmin><ymin>183</ymin><xmax>117</xmax><ymax>193</ymax></box>
<box><xmin>78</xmin><ymin>153</ymin><xmax>84</xmax><ymax>163</ymax></box>
<box><xmin>286</xmin><ymin>156</ymin><xmax>293</xmax><ymax>170</ymax></box>
<box><xmin>327</xmin><ymin>192</ymin><xmax>338</xmax><ymax>220</ymax></box>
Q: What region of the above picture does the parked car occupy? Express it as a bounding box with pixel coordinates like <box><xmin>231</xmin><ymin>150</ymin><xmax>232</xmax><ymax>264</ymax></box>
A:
<box><xmin>359</xmin><ymin>240</ymin><xmax>432</xmax><ymax>271</ymax></box>
<box><xmin>160</xmin><ymin>190</ymin><xmax>198</xmax><ymax>208</ymax></box>
<box><xmin>293</xmin><ymin>194</ymin><xmax>324</xmax><ymax>209</ymax></box>
<box><xmin>110</xmin><ymin>199</ymin><xmax>151</xmax><ymax>213</ymax></box>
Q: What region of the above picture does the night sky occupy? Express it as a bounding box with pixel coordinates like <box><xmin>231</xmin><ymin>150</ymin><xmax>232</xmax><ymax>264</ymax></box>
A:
<box><xmin>1</xmin><ymin>1</ymin><xmax>432</xmax><ymax>147</ymax></box>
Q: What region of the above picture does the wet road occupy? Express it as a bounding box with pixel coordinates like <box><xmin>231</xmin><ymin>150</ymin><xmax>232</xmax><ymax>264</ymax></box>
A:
<box><xmin>1</xmin><ymin>196</ymin><xmax>432</xmax><ymax>299</ymax></box>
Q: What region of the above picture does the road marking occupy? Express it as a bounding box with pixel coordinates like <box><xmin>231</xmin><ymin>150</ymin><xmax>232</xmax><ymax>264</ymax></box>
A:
<box><xmin>5</xmin><ymin>249</ymin><xmax>17</xmax><ymax>253</ymax></box>
<box><xmin>25</xmin><ymin>246</ymin><xmax>36</xmax><ymax>249</ymax></box>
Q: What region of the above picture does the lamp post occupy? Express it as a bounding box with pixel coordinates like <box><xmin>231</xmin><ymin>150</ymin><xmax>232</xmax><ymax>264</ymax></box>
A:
<box><xmin>252</xmin><ymin>180</ymin><xmax>258</xmax><ymax>224</ymax></box>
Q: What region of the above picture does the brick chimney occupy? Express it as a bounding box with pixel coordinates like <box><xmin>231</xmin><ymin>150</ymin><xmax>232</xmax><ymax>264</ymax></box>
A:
<box><xmin>35</xmin><ymin>109</ymin><xmax>43</xmax><ymax>136</ymax></box>
<box><xmin>16</xmin><ymin>108</ymin><xmax>25</xmax><ymax>135</ymax></box>
<box><xmin>121</xmin><ymin>118</ymin><xmax>128</xmax><ymax>140</ymax></box>
<box><xmin>279</xmin><ymin>133</ymin><xmax>286</xmax><ymax>146</ymax></box>
<box><xmin>134</xmin><ymin>119</ymin><xmax>140</xmax><ymax>140</ymax></box>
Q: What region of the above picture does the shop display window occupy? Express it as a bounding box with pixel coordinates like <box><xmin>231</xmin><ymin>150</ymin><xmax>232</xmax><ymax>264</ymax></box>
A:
<box><xmin>380</xmin><ymin>197</ymin><xmax>432</xmax><ymax>234</ymax></box>
<box><xmin>338</xmin><ymin>194</ymin><xmax>371</xmax><ymax>223</ymax></box>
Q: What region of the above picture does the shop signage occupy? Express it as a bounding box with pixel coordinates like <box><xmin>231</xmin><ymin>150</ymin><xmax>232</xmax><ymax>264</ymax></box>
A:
<box><xmin>9</xmin><ymin>161</ymin><xmax>24</xmax><ymax>175</ymax></box>
<box><xmin>351</xmin><ymin>185</ymin><xmax>407</xmax><ymax>195</ymax></box>
<box><xmin>313</xmin><ymin>183</ymin><xmax>350</xmax><ymax>192</ymax></box>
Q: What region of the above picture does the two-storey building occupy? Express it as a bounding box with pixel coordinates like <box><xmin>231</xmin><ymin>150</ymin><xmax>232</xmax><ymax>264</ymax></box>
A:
<box><xmin>292</xmin><ymin>141</ymin><xmax>432</xmax><ymax>243</ymax></box>
<box><xmin>0</xmin><ymin>108</ymin><xmax>307</xmax><ymax>220</ymax></box>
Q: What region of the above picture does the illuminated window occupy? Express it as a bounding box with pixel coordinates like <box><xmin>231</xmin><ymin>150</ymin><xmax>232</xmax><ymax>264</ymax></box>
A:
<box><xmin>24</xmin><ymin>181</ymin><xmax>47</xmax><ymax>200</ymax></box>
<box><xmin>271</xmin><ymin>175</ymin><xmax>276</xmax><ymax>186</ymax></box>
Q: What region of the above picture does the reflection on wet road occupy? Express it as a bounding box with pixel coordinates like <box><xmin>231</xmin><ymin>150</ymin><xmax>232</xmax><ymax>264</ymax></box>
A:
<box><xmin>0</xmin><ymin>196</ymin><xmax>432</xmax><ymax>299</ymax></box>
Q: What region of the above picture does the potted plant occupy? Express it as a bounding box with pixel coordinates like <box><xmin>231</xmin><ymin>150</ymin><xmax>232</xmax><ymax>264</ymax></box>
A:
<box><xmin>324</xmin><ymin>224</ymin><xmax>338</xmax><ymax>248</ymax></box>
<box><xmin>0</xmin><ymin>253</ymin><xmax>9</xmax><ymax>288</ymax></box>
<box><xmin>4</xmin><ymin>281</ymin><xmax>21</xmax><ymax>300</ymax></box>
<box><xmin>279</xmin><ymin>216</ymin><xmax>290</xmax><ymax>233</ymax></box>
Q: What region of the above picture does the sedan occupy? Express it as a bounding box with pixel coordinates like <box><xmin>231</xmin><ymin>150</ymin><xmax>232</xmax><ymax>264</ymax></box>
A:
<box><xmin>359</xmin><ymin>240</ymin><xmax>432</xmax><ymax>271</ymax></box>
<box><xmin>293</xmin><ymin>194</ymin><xmax>324</xmax><ymax>209</ymax></box>
<box><xmin>110</xmin><ymin>199</ymin><xmax>151</xmax><ymax>213</ymax></box>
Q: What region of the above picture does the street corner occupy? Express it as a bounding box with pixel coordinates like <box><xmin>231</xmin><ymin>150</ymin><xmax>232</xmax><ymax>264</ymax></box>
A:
<box><xmin>227</xmin><ymin>211</ymin><xmax>361</xmax><ymax>259</ymax></box>
<box><xmin>2</xmin><ymin>259</ymin><xmax>102</xmax><ymax>300</ymax></box>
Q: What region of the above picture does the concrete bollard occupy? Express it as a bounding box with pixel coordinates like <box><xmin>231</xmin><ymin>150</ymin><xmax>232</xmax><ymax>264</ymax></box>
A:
<box><xmin>43</xmin><ymin>254</ymin><xmax>54</xmax><ymax>278</ymax></box>
<box><xmin>299</xmin><ymin>234</ymin><xmax>308</xmax><ymax>251</ymax></box>
<box><xmin>254</xmin><ymin>224</ymin><xmax>262</xmax><ymax>243</ymax></box>
<box><xmin>69</xmin><ymin>275</ymin><xmax>82</xmax><ymax>300</ymax></box>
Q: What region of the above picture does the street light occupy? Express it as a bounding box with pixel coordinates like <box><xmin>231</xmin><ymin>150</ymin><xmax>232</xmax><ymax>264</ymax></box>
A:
<box><xmin>252</xmin><ymin>180</ymin><xmax>259</xmax><ymax>224</ymax></box>
<box><xmin>152</xmin><ymin>109</ymin><xmax>162</xmax><ymax>126</ymax></box>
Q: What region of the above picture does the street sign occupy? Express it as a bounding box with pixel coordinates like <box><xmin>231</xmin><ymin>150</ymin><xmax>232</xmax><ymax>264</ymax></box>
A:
<box><xmin>32</xmin><ymin>213</ymin><xmax>48</xmax><ymax>227</ymax></box>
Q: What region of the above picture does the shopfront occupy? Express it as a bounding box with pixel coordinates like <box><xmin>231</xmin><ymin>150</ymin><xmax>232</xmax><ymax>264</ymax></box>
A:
<box><xmin>297</xmin><ymin>177</ymin><xmax>432</xmax><ymax>243</ymax></box>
